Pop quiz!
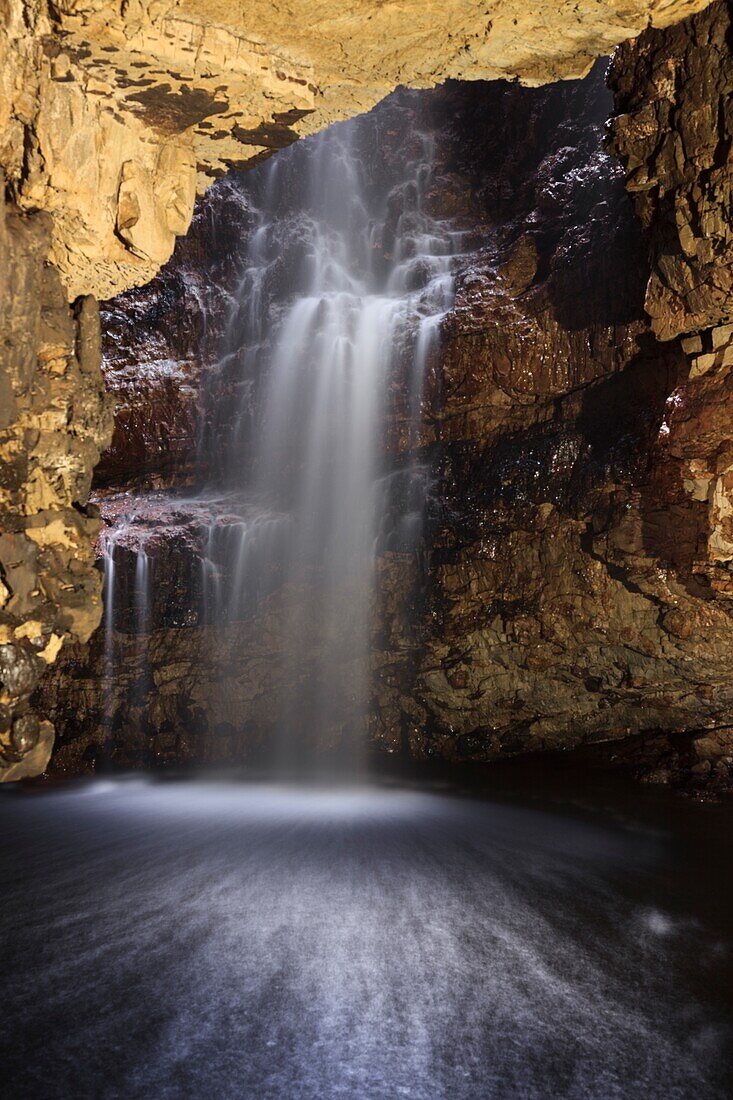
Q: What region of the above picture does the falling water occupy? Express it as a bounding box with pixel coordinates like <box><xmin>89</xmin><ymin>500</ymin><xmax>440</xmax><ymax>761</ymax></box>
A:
<box><xmin>101</xmin><ymin>518</ymin><xmax>154</xmax><ymax>726</ymax></box>
<box><xmin>134</xmin><ymin>549</ymin><xmax>150</xmax><ymax>636</ymax></box>
<box><xmin>101</xmin><ymin>527</ymin><xmax>118</xmax><ymax>726</ymax></box>
<box><xmin>206</xmin><ymin>114</ymin><xmax>461</xmax><ymax>770</ymax></box>
<box><xmin>99</xmin><ymin>98</ymin><xmax>465</xmax><ymax>774</ymax></box>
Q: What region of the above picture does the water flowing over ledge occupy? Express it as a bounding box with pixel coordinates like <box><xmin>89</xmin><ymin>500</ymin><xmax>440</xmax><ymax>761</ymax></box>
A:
<box><xmin>99</xmin><ymin>98</ymin><xmax>467</xmax><ymax>774</ymax></box>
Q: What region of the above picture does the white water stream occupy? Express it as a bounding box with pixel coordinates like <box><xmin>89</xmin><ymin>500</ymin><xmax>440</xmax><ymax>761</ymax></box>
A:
<box><xmin>101</xmin><ymin>105</ymin><xmax>464</xmax><ymax>769</ymax></box>
<box><xmin>233</xmin><ymin>123</ymin><xmax>457</xmax><ymax>765</ymax></box>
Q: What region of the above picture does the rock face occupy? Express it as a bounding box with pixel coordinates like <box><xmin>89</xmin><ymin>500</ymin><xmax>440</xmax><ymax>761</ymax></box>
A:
<box><xmin>96</xmin><ymin>176</ymin><xmax>251</xmax><ymax>489</ymax></box>
<box><xmin>366</xmin><ymin>69</ymin><xmax>733</xmax><ymax>787</ymax></box>
<box><xmin>4</xmin><ymin>1</ymin><xmax>706</xmax><ymax>304</ymax></box>
<box><xmin>36</xmin><ymin>39</ymin><xmax>733</xmax><ymax>795</ymax></box>
<box><xmin>609</xmin><ymin>0</ymin><xmax>733</xmax><ymax>342</ymax></box>
<box><xmin>0</xmin><ymin>190</ymin><xmax>112</xmax><ymax>777</ymax></box>
<box><xmin>2</xmin><ymin>0</ymin><xmax>730</xmax><ymax>783</ymax></box>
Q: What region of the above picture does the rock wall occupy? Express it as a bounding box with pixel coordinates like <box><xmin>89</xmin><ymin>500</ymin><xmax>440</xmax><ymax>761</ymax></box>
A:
<box><xmin>0</xmin><ymin>0</ymin><xmax>724</xmax><ymax>781</ymax></box>
<box><xmin>609</xmin><ymin>0</ymin><xmax>733</xmax><ymax>342</ymax></box>
<box><xmin>0</xmin><ymin>190</ymin><xmax>112</xmax><ymax>778</ymax></box>
<box><xmin>36</xmin><ymin>48</ymin><xmax>733</xmax><ymax>795</ymax></box>
<box><xmin>97</xmin><ymin>175</ymin><xmax>251</xmax><ymax>489</ymax></box>
<box><xmin>4</xmin><ymin>1</ymin><xmax>707</xmax><ymax>305</ymax></box>
<box><xmin>375</xmin><ymin>68</ymin><xmax>733</xmax><ymax>797</ymax></box>
<box><xmin>608</xmin><ymin>0</ymin><xmax>733</xmax><ymax>582</ymax></box>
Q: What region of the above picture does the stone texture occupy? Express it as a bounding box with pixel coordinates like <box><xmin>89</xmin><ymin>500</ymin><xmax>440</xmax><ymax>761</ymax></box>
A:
<box><xmin>369</xmin><ymin>75</ymin><xmax>733</xmax><ymax>782</ymax></box>
<box><xmin>607</xmin><ymin>0</ymin><xmax>733</xmax><ymax>673</ymax></box>
<box><xmin>3</xmin><ymin>0</ymin><xmax>731</xmax><ymax>784</ymax></box>
<box><xmin>608</xmin><ymin>0</ymin><xmax>733</xmax><ymax>341</ymax></box>
<box><xmin>1</xmin><ymin>1</ymin><xmax>714</xmax><ymax>302</ymax></box>
<box><xmin>0</xmin><ymin>187</ymin><xmax>113</xmax><ymax>777</ymax></box>
<box><xmin>96</xmin><ymin>176</ymin><xmax>251</xmax><ymax>489</ymax></box>
<box><xmin>35</xmin><ymin>65</ymin><xmax>733</xmax><ymax>796</ymax></box>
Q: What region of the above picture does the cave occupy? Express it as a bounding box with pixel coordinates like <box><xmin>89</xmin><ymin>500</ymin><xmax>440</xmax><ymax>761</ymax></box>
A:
<box><xmin>2</xmin><ymin>1</ymin><xmax>733</xmax><ymax>1096</ymax></box>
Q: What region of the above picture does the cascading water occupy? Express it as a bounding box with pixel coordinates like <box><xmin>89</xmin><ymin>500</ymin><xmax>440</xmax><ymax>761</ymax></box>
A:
<box><xmin>101</xmin><ymin>527</ymin><xmax>118</xmax><ymax>727</ymax></box>
<box><xmin>98</xmin><ymin>97</ymin><xmax>465</xmax><ymax>773</ymax></box>
<box><xmin>206</xmin><ymin>114</ymin><xmax>460</xmax><ymax>771</ymax></box>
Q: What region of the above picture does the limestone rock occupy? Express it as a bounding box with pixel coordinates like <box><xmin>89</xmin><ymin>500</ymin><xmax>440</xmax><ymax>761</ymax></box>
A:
<box><xmin>1</xmin><ymin>0</ymin><xmax>714</xmax><ymax>303</ymax></box>
<box><xmin>0</xmin><ymin>186</ymin><xmax>113</xmax><ymax>781</ymax></box>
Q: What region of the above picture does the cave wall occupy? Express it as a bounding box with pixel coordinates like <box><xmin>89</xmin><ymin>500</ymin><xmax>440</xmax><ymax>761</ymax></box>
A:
<box><xmin>609</xmin><ymin>0</ymin><xmax>733</xmax><ymax>342</ymax></box>
<box><xmin>96</xmin><ymin>175</ymin><xmax>251</xmax><ymax>489</ymax></box>
<box><xmin>369</xmin><ymin>47</ymin><xmax>733</xmax><ymax>794</ymax></box>
<box><xmin>0</xmin><ymin>191</ymin><xmax>112</xmax><ymax>778</ymax></box>
<box><xmin>36</xmin><ymin>27</ymin><xmax>733</xmax><ymax>793</ymax></box>
<box><xmin>5</xmin><ymin>1</ymin><xmax>706</xmax><ymax>305</ymax></box>
<box><xmin>608</xmin><ymin>0</ymin><xmax>733</xmax><ymax>581</ymax></box>
<box><xmin>0</xmin><ymin>0</ymin><xmax>726</xmax><ymax>780</ymax></box>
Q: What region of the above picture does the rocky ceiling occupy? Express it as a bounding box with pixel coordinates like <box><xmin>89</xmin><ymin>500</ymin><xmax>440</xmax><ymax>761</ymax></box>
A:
<box><xmin>2</xmin><ymin>0</ymin><xmax>714</xmax><ymax>299</ymax></box>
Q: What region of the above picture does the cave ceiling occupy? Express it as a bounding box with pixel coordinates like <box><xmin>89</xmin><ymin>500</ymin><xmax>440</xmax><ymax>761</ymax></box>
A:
<box><xmin>1</xmin><ymin>0</ymin><xmax>715</xmax><ymax>300</ymax></box>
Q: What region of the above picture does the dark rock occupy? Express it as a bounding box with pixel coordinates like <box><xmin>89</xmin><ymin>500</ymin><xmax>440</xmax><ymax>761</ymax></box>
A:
<box><xmin>11</xmin><ymin>713</ymin><xmax>41</xmax><ymax>755</ymax></box>
<box><xmin>0</xmin><ymin>644</ymin><xmax>42</xmax><ymax>698</ymax></box>
<box><xmin>608</xmin><ymin>0</ymin><xmax>733</xmax><ymax>340</ymax></box>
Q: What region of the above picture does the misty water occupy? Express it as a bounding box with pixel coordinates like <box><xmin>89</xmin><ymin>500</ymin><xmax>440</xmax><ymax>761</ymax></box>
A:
<box><xmin>1</xmin><ymin>772</ymin><xmax>731</xmax><ymax>1098</ymax></box>
<box><xmin>100</xmin><ymin>102</ymin><xmax>460</xmax><ymax>770</ymax></box>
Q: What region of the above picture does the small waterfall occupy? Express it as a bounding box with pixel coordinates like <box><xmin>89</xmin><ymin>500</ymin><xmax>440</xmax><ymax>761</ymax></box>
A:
<box><xmin>100</xmin><ymin>520</ymin><xmax>153</xmax><ymax>727</ymax></box>
<box><xmin>101</xmin><ymin>527</ymin><xmax>118</xmax><ymax>727</ymax></box>
<box><xmin>134</xmin><ymin>549</ymin><xmax>150</xmax><ymax>635</ymax></box>
<box><xmin>207</xmin><ymin>111</ymin><xmax>462</xmax><ymax>772</ymax></box>
<box><xmin>98</xmin><ymin>95</ymin><xmax>466</xmax><ymax>776</ymax></box>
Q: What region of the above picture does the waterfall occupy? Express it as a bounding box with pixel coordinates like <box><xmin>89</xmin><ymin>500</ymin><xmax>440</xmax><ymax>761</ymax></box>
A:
<box><xmin>203</xmin><ymin>110</ymin><xmax>461</xmax><ymax>771</ymax></box>
<box><xmin>101</xmin><ymin>527</ymin><xmax>118</xmax><ymax>729</ymax></box>
<box><xmin>99</xmin><ymin>95</ymin><xmax>465</xmax><ymax>774</ymax></box>
<box><xmin>101</xmin><ymin>518</ymin><xmax>153</xmax><ymax>732</ymax></box>
<box><xmin>134</xmin><ymin>549</ymin><xmax>150</xmax><ymax>636</ymax></box>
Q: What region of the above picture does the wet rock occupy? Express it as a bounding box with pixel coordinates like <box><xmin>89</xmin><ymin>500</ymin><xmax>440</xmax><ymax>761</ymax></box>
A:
<box><xmin>609</xmin><ymin>1</ymin><xmax>733</xmax><ymax>341</ymax></box>
<box><xmin>96</xmin><ymin>179</ymin><xmax>252</xmax><ymax>490</ymax></box>
<box><xmin>11</xmin><ymin>713</ymin><xmax>40</xmax><ymax>755</ymax></box>
<box><xmin>0</xmin><ymin>644</ymin><xmax>42</xmax><ymax>699</ymax></box>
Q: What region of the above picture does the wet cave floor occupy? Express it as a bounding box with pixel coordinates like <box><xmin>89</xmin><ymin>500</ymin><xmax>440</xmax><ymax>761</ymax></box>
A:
<box><xmin>1</xmin><ymin>761</ymin><xmax>732</xmax><ymax>1099</ymax></box>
